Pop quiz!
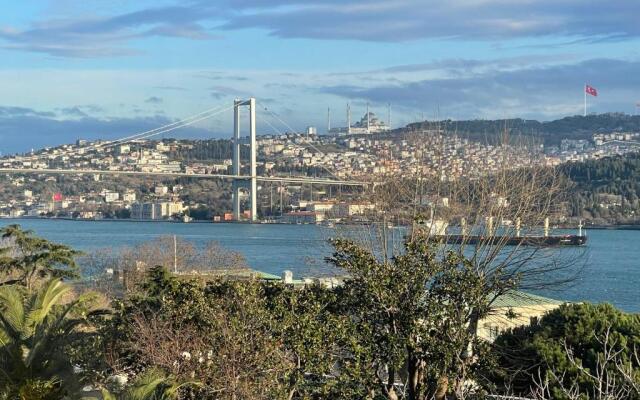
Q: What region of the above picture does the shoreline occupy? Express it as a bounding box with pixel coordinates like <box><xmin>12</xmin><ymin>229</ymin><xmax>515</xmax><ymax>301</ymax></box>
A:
<box><xmin>2</xmin><ymin>216</ymin><xmax>640</xmax><ymax>230</ymax></box>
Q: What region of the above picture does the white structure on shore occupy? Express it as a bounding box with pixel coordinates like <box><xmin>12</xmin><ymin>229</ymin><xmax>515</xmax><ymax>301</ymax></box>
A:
<box><xmin>131</xmin><ymin>201</ymin><xmax>184</xmax><ymax>220</ymax></box>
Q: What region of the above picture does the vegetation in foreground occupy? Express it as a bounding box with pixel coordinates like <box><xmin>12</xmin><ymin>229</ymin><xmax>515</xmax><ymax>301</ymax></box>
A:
<box><xmin>0</xmin><ymin>224</ymin><xmax>638</xmax><ymax>399</ymax></box>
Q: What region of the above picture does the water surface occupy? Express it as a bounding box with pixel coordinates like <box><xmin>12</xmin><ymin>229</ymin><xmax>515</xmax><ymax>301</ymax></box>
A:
<box><xmin>1</xmin><ymin>219</ymin><xmax>637</xmax><ymax>312</ymax></box>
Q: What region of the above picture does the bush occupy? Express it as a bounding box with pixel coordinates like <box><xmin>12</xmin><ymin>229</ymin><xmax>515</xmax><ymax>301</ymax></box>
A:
<box><xmin>488</xmin><ymin>303</ymin><xmax>640</xmax><ymax>399</ymax></box>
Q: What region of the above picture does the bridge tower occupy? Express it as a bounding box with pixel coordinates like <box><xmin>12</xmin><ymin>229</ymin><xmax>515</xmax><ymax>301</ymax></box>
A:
<box><xmin>232</xmin><ymin>98</ymin><xmax>257</xmax><ymax>222</ymax></box>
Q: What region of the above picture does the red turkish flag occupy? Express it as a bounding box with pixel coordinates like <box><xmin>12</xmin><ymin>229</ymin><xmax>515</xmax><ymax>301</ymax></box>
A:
<box><xmin>585</xmin><ymin>85</ymin><xmax>598</xmax><ymax>97</ymax></box>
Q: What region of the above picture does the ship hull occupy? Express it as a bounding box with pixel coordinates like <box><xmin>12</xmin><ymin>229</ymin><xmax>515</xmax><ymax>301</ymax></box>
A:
<box><xmin>432</xmin><ymin>234</ymin><xmax>587</xmax><ymax>246</ymax></box>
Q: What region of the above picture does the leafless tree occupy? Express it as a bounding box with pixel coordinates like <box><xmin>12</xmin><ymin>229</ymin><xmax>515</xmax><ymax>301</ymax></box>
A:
<box><xmin>110</xmin><ymin>287</ymin><xmax>292</xmax><ymax>400</ymax></box>
<box><xmin>127</xmin><ymin>313</ymin><xmax>210</xmax><ymax>379</ymax></box>
<box><xmin>333</xmin><ymin>124</ymin><xmax>585</xmax><ymax>399</ymax></box>
<box><xmin>198</xmin><ymin>240</ymin><xmax>248</xmax><ymax>272</ymax></box>
<box><xmin>79</xmin><ymin>237</ymin><xmax>251</xmax><ymax>292</ymax></box>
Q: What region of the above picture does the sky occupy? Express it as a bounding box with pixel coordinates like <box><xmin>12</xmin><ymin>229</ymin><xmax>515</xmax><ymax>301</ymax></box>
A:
<box><xmin>1</xmin><ymin>0</ymin><xmax>640</xmax><ymax>153</ymax></box>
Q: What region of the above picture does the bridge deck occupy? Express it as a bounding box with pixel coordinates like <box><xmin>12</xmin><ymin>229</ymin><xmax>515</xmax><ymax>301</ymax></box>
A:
<box><xmin>0</xmin><ymin>168</ymin><xmax>366</xmax><ymax>186</ymax></box>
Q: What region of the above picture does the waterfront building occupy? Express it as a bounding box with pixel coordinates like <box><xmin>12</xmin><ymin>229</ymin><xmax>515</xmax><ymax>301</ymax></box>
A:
<box><xmin>131</xmin><ymin>201</ymin><xmax>184</xmax><ymax>220</ymax></box>
<box><xmin>281</xmin><ymin>211</ymin><xmax>324</xmax><ymax>224</ymax></box>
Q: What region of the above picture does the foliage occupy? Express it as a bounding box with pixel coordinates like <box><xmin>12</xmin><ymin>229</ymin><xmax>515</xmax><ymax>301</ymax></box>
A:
<box><xmin>0</xmin><ymin>224</ymin><xmax>80</xmax><ymax>289</ymax></box>
<box><xmin>263</xmin><ymin>282</ymin><xmax>348</xmax><ymax>399</ymax></box>
<box><xmin>489</xmin><ymin>302</ymin><xmax>640</xmax><ymax>399</ymax></box>
<box><xmin>97</xmin><ymin>369</ymin><xmax>189</xmax><ymax>400</ymax></box>
<box><xmin>404</xmin><ymin>113</ymin><xmax>640</xmax><ymax>146</ymax></box>
<box><xmin>561</xmin><ymin>153</ymin><xmax>640</xmax><ymax>224</ymax></box>
<box><xmin>326</xmin><ymin>236</ymin><xmax>510</xmax><ymax>400</ymax></box>
<box><xmin>98</xmin><ymin>266</ymin><xmax>347</xmax><ymax>399</ymax></box>
<box><xmin>2</xmin><ymin>227</ymin><xmax>629</xmax><ymax>399</ymax></box>
<box><xmin>0</xmin><ymin>278</ymin><xmax>100</xmax><ymax>399</ymax></box>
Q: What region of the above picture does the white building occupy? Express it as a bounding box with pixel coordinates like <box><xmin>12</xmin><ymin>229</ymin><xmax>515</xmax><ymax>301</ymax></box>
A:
<box><xmin>103</xmin><ymin>191</ymin><xmax>120</xmax><ymax>203</ymax></box>
<box><xmin>131</xmin><ymin>201</ymin><xmax>184</xmax><ymax>220</ymax></box>
<box><xmin>154</xmin><ymin>186</ymin><xmax>169</xmax><ymax>195</ymax></box>
<box><xmin>122</xmin><ymin>191</ymin><xmax>136</xmax><ymax>202</ymax></box>
<box><xmin>330</xmin><ymin>110</ymin><xmax>391</xmax><ymax>136</ymax></box>
<box><xmin>116</xmin><ymin>144</ymin><xmax>131</xmax><ymax>154</ymax></box>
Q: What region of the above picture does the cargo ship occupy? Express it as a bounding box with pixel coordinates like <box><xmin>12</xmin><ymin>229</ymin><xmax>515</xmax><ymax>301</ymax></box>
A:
<box><xmin>423</xmin><ymin>219</ymin><xmax>587</xmax><ymax>247</ymax></box>
<box><xmin>432</xmin><ymin>233</ymin><xmax>587</xmax><ymax>246</ymax></box>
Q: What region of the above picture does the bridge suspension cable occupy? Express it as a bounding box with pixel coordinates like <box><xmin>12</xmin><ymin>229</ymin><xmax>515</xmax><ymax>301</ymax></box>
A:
<box><xmin>259</xmin><ymin>102</ymin><xmax>342</xmax><ymax>180</ymax></box>
<box><xmin>10</xmin><ymin>103</ymin><xmax>235</xmax><ymax>162</ymax></box>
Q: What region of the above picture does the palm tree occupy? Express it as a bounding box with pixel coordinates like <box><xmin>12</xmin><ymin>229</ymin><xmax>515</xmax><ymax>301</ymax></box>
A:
<box><xmin>96</xmin><ymin>369</ymin><xmax>190</xmax><ymax>400</ymax></box>
<box><xmin>0</xmin><ymin>224</ymin><xmax>80</xmax><ymax>289</ymax></box>
<box><xmin>0</xmin><ymin>278</ymin><xmax>96</xmax><ymax>399</ymax></box>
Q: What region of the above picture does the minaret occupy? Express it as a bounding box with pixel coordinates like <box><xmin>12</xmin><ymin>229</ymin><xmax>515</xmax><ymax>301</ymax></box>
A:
<box><xmin>347</xmin><ymin>103</ymin><xmax>351</xmax><ymax>135</ymax></box>
<box><xmin>327</xmin><ymin>107</ymin><xmax>331</xmax><ymax>134</ymax></box>
<box><xmin>366</xmin><ymin>102</ymin><xmax>370</xmax><ymax>134</ymax></box>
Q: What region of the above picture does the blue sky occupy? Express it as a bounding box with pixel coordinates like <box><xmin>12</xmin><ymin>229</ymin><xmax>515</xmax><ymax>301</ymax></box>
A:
<box><xmin>1</xmin><ymin>0</ymin><xmax>640</xmax><ymax>152</ymax></box>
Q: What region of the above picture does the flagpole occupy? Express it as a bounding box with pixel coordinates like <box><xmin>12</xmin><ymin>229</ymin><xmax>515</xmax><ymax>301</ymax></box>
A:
<box><xmin>584</xmin><ymin>84</ymin><xmax>587</xmax><ymax>117</ymax></box>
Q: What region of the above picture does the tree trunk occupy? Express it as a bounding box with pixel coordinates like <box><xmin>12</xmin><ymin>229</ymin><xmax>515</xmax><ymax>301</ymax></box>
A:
<box><xmin>407</xmin><ymin>355</ymin><xmax>421</xmax><ymax>400</ymax></box>
<box><xmin>386</xmin><ymin>367</ymin><xmax>399</xmax><ymax>400</ymax></box>
<box><xmin>434</xmin><ymin>375</ymin><xmax>448</xmax><ymax>400</ymax></box>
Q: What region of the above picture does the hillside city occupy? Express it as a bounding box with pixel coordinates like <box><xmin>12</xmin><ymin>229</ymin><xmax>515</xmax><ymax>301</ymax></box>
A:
<box><xmin>3</xmin><ymin>2</ymin><xmax>640</xmax><ymax>400</ymax></box>
<box><xmin>1</xmin><ymin>112</ymin><xmax>640</xmax><ymax>223</ymax></box>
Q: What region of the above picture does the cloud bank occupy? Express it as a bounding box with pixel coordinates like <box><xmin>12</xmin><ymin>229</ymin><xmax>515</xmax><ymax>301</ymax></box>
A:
<box><xmin>2</xmin><ymin>1</ymin><xmax>640</xmax><ymax>57</ymax></box>
<box><xmin>320</xmin><ymin>58</ymin><xmax>640</xmax><ymax>119</ymax></box>
<box><xmin>0</xmin><ymin>106</ymin><xmax>214</xmax><ymax>154</ymax></box>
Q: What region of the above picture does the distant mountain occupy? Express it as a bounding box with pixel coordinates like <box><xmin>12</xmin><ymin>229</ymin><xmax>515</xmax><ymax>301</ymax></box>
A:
<box><xmin>400</xmin><ymin>113</ymin><xmax>640</xmax><ymax>146</ymax></box>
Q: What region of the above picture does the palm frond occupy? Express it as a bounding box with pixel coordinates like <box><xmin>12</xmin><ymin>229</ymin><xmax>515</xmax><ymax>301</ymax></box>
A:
<box><xmin>26</xmin><ymin>278</ymin><xmax>69</xmax><ymax>329</ymax></box>
<box><xmin>0</xmin><ymin>285</ymin><xmax>26</xmax><ymax>340</ymax></box>
<box><xmin>126</xmin><ymin>369</ymin><xmax>172</xmax><ymax>400</ymax></box>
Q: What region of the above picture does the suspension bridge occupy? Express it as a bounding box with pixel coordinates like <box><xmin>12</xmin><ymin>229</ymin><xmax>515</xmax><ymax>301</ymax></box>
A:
<box><xmin>0</xmin><ymin>98</ymin><xmax>366</xmax><ymax>222</ymax></box>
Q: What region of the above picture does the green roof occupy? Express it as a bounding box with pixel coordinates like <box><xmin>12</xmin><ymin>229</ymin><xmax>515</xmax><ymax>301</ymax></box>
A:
<box><xmin>253</xmin><ymin>270</ymin><xmax>281</xmax><ymax>280</ymax></box>
<box><xmin>491</xmin><ymin>291</ymin><xmax>565</xmax><ymax>308</ymax></box>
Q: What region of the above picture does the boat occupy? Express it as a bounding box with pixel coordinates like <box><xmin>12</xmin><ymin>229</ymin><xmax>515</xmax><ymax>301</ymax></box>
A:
<box><xmin>428</xmin><ymin>219</ymin><xmax>587</xmax><ymax>247</ymax></box>
<box><xmin>431</xmin><ymin>234</ymin><xmax>587</xmax><ymax>246</ymax></box>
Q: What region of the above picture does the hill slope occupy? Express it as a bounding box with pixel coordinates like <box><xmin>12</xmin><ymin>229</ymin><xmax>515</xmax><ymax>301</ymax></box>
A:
<box><xmin>401</xmin><ymin>113</ymin><xmax>640</xmax><ymax>146</ymax></box>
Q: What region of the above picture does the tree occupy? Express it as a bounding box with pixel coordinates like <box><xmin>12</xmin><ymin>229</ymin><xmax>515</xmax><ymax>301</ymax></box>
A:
<box><xmin>264</xmin><ymin>283</ymin><xmax>348</xmax><ymax>399</ymax></box>
<box><xmin>100</xmin><ymin>267</ymin><xmax>292</xmax><ymax>400</ymax></box>
<box><xmin>489</xmin><ymin>303</ymin><xmax>640</xmax><ymax>399</ymax></box>
<box><xmin>0</xmin><ymin>278</ymin><xmax>100</xmax><ymax>399</ymax></box>
<box><xmin>334</xmin><ymin>128</ymin><xmax>581</xmax><ymax>398</ymax></box>
<box><xmin>93</xmin><ymin>237</ymin><xmax>250</xmax><ymax>287</ymax></box>
<box><xmin>327</xmin><ymin>235</ymin><xmax>507</xmax><ymax>400</ymax></box>
<box><xmin>0</xmin><ymin>224</ymin><xmax>80</xmax><ymax>289</ymax></box>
